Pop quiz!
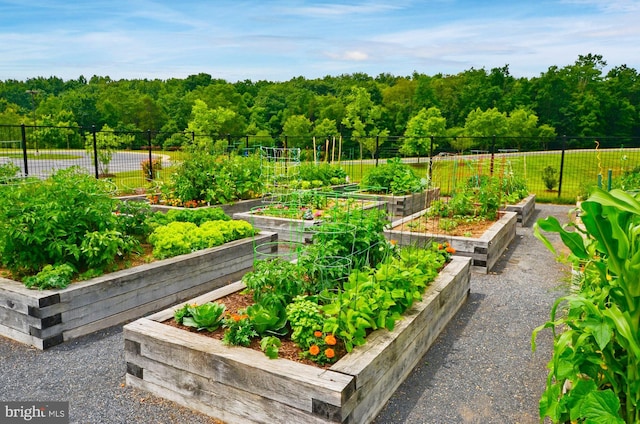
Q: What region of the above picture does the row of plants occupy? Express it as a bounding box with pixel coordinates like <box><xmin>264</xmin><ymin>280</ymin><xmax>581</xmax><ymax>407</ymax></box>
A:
<box><xmin>414</xmin><ymin>174</ymin><xmax>527</xmax><ymax>233</ymax></box>
<box><xmin>171</xmin><ymin>207</ymin><xmax>453</xmax><ymax>365</ymax></box>
<box><xmin>0</xmin><ymin>167</ymin><xmax>255</xmax><ymax>289</ymax></box>
<box><xmin>533</xmin><ymin>188</ymin><xmax>640</xmax><ymax>423</ymax></box>
<box><xmin>288</xmin><ymin>162</ymin><xmax>348</xmax><ymax>190</ymax></box>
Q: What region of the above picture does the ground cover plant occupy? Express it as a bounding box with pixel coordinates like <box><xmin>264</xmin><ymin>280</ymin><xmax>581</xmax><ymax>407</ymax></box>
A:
<box><xmin>170</xmin><ymin>207</ymin><xmax>453</xmax><ymax>366</ymax></box>
<box><xmin>0</xmin><ymin>167</ymin><xmax>255</xmax><ymax>289</ymax></box>
<box><xmin>533</xmin><ymin>188</ymin><xmax>640</xmax><ymax>423</ymax></box>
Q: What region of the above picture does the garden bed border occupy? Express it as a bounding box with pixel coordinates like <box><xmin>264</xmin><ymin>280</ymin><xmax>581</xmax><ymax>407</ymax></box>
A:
<box><xmin>503</xmin><ymin>194</ymin><xmax>536</xmax><ymax>226</ymax></box>
<box><xmin>0</xmin><ymin>232</ymin><xmax>277</xmax><ymax>350</ymax></box>
<box><xmin>384</xmin><ymin>211</ymin><xmax>517</xmax><ymax>273</ymax></box>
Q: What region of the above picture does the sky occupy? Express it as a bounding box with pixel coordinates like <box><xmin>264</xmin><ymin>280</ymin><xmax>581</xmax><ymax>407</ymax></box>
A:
<box><xmin>1</xmin><ymin>0</ymin><xmax>639</xmax><ymax>82</ymax></box>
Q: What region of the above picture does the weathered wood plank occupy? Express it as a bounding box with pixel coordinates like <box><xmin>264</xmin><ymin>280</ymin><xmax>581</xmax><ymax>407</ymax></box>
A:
<box><xmin>0</xmin><ymin>232</ymin><xmax>277</xmax><ymax>349</ymax></box>
<box><xmin>125</xmin><ymin>319</ymin><xmax>354</xmax><ymax>412</ymax></box>
<box><xmin>385</xmin><ymin>211</ymin><xmax>516</xmax><ymax>273</ymax></box>
<box><xmin>128</xmin><ymin>353</ymin><xmax>341</xmax><ymax>424</ymax></box>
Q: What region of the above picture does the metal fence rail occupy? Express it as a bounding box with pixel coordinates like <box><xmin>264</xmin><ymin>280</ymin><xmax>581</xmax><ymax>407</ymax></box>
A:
<box><xmin>1</xmin><ymin>124</ymin><xmax>639</xmax><ymax>202</ymax></box>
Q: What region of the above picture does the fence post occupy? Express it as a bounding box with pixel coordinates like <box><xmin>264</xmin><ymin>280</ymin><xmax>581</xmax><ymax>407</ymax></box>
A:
<box><xmin>20</xmin><ymin>123</ymin><xmax>29</xmax><ymax>176</ymax></box>
<box><xmin>147</xmin><ymin>130</ymin><xmax>153</xmax><ymax>180</ymax></box>
<box><xmin>92</xmin><ymin>125</ymin><xmax>99</xmax><ymax>179</ymax></box>
<box><xmin>375</xmin><ymin>135</ymin><xmax>379</xmax><ymax>167</ymax></box>
<box><xmin>557</xmin><ymin>135</ymin><xmax>566</xmax><ymax>198</ymax></box>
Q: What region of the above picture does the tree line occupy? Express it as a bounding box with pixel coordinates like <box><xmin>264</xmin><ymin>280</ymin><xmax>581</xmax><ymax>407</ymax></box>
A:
<box><xmin>1</xmin><ymin>53</ymin><xmax>638</xmax><ymax>156</ymax></box>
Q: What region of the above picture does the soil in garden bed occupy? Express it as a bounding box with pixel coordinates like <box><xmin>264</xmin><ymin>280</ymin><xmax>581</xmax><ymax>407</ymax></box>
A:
<box><xmin>162</xmin><ymin>291</ymin><xmax>346</xmax><ymax>370</ymax></box>
<box><xmin>394</xmin><ymin>215</ymin><xmax>497</xmax><ymax>237</ymax></box>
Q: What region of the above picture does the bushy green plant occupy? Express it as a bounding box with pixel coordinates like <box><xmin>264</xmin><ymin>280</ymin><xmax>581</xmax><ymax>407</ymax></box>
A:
<box><xmin>0</xmin><ymin>167</ymin><xmax>138</xmax><ymax>278</ymax></box>
<box><xmin>0</xmin><ymin>162</ymin><xmax>20</xmax><ymax>183</ymax></box>
<box><xmin>362</xmin><ymin>158</ymin><xmax>426</xmax><ymax>195</ymax></box>
<box><xmin>533</xmin><ymin>188</ymin><xmax>640</xmax><ymax>423</ymax></box>
<box><xmin>148</xmin><ymin>219</ymin><xmax>254</xmax><ymax>259</ymax></box>
<box><xmin>242</xmin><ymin>258</ymin><xmax>307</xmax><ymax>305</ymax></box>
<box><xmin>23</xmin><ymin>264</ymin><xmax>75</xmax><ymax>290</ymax></box>
<box><xmin>168</xmin><ymin>152</ymin><xmax>263</xmax><ymax>204</ymax></box>
<box><xmin>222</xmin><ymin>314</ymin><xmax>258</xmax><ymax>347</ymax></box>
<box><xmin>542</xmin><ymin>165</ymin><xmax>558</xmax><ymax>190</ymax></box>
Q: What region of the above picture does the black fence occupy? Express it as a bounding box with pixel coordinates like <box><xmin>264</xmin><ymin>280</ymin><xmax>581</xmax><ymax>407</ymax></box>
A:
<box><xmin>2</xmin><ymin>124</ymin><xmax>639</xmax><ymax>202</ymax></box>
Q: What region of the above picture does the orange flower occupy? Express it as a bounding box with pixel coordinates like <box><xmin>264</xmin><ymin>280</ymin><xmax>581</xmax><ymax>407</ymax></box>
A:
<box><xmin>324</xmin><ymin>334</ymin><xmax>337</xmax><ymax>346</ymax></box>
<box><xmin>309</xmin><ymin>345</ymin><xmax>320</xmax><ymax>356</ymax></box>
<box><xmin>445</xmin><ymin>246</ymin><xmax>456</xmax><ymax>254</ymax></box>
<box><xmin>444</xmin><ymin>242</ymin><xmax>450</xmax><ymax>247</ymax></box>
<box><xmin>437</xmin><ymin>243</ymin><xmax>443</xmax><ymax>250</ymax></box>
<box><xmin>232</xmin><ymin>313</ymin><xmax>248</xmax><ymax>322</ymax></box>
<box><xmin>390</xmin><ymin>239</ymin><xmax>397</xmax><ymax>246</ymax></box>
<box><xmin>314</xmin><ymin>331</ymin><xmax>323</xmax><ymax>338</ymax></box>
<box><xmin>325</xmin><ymin>348</ymin><xmax>335</xmax><ymax>359</ymax></box>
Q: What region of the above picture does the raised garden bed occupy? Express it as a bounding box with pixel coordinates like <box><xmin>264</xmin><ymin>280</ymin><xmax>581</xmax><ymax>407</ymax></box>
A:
<box><xmin>0</xmin><ymin>232</ymin><xmax>277</xmax><ymax>350</ymax></box>
<box><xmin>385</xmin><ymin>211</ymin><xmax>517</xmax><ymax>273</ymax></box>
<box><xmin>233</xmin><ymin>200</ymin><xmax>387</xmax><ymax>243</ymax></box>
<box><xmin>150</xmin><ymin>197</ymin><xmax>266</xmax><ymax>217</ymax></box>
<box><xmin>346</xmin><ymin>187</ymin><xmax>440</xmax><ymax>218</ymax></box>
<box><xmin>502</xmin><ymin>194</ymin><xmax>536</xmax><ymax>226</ymax></box>
<box><xmin>123</xmin><ymin>255</ymin><xmax>471</xmax><ymax>424</ymax></box>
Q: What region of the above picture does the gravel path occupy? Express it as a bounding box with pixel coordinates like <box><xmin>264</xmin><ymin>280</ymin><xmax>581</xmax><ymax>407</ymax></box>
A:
<box><xmin>0</xmin><ymin>204</ymin><xmax>574</xmax><ymax>424</ymax></box>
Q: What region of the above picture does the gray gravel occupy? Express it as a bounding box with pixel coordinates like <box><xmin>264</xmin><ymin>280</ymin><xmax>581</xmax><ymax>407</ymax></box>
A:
<box><xmin>0</xmin><ymin>204</ymin><xmax>574</xmax><ymax>424</ymax></box>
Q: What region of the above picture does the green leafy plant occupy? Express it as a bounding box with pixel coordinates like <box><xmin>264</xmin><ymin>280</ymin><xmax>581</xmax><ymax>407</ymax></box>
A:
<box><xmin>0</xmin><ymin>167</ymin><xmax>138</xmax><ymax>282</ymax></box>
<box><xmin>533</xmin><ymin>188</ymin><xmax>640</xmax><ymax>423</ymax></box>
<box><xmin>222</xmin><ymin>314</ymin><xmax>258</xmax><ymax>347</ymax></box>
<box><xmin>362</xmin><ymin>158</ymin><xmax>426</xmax><ymax>195</ymax></box>
<box><xmin>0</xmin><ymin>162</ymin><xmax>20</xmax><ymax>183</ymax></box>
<box><xmin>242</xmin><ymin>258</ymin><xmax>307</xmax><ymax>305</ymax></box>
<box><xmin>148</xmin><ymin>219</ymin><xmax>254</xmax><ymax>259</ymax></box>
<box><xmin>245</xmin><ymin>302</ymin><xmax>288</xmax><ymax>336</ymax></box>
<box><xmin>542</xmin><ymin>165</ymin><xmax>558</xmax><ymax>191</ymax></box>
<box><xmin>181</xmin><ymin>302</ymin><xmax>226</xmax><ymax>332</ymax></box>
<box><xmin>23</xmin><ymin>264</ymin><xmax>75</xmax><ymax>290</ymax></box>
<box><xmin>260</xmin><ymin>336</ymin><xmax>281</xmax><ymax>359</ymax></box>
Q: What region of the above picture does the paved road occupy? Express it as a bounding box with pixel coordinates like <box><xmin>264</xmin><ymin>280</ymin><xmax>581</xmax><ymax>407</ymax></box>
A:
<box><xmin>0</xmin><ymin>150</ymin><xmax>169</xmax><ymax>178</ymax></box>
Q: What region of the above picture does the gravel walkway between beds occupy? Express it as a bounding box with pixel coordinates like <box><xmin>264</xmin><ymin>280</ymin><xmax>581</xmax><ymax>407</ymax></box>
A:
<box><xmin>0</xmin><ymin>203</ymin><xmax>575</xmax><ymax>424</ymax></box>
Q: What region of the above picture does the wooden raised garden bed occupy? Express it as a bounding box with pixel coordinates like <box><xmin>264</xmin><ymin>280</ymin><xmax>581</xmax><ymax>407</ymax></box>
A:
<box><xmin>346</xmin><ymin>187</ymin><xmax>440</xmax><ymax>218</ymax></box>
<box><xmin>385</xmin><ymin>211</ymin><xmax>517</xmax><ymax>274</ymax></box>
<box><xmin>502</xmin><ymin>194</ymin><xmax>536</xmax><ymax>226</ymax></box>
<box><xmin>150</xmin><ymin>197</ymin><xmax>266</xmax><ymax>217</ymax></box>
<box><xmin>233</xmin><ymin>200</ymin><xmax>387</xmax><ymax>243</ymax></box>
<box><xmin>123</xmin><ymin>256</ymin><xmax>471</xmax><ymax>424</ymax></box>
<box><xmin>0</xmin><ymin>232</ymin><xmax>277</xmax><ymax>350</ymax></box>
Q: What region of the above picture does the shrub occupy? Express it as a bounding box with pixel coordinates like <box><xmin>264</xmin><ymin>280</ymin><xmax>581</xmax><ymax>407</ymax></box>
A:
<box><xmin>542</xmin><ymin>166</ymin><xmax>558</xmax><ymax>190</ymax></box>
<box><xmin>362</xmin><ymin>158</ymin><xmax>426</xmax><ymax>195</ymax></box>
<box><xmin>0</xmin><ymin>167</ymin><xmax>138</xmax><ymax>277</ymax></box>
<box><xmin>0</xmin><ymin>162</ymin><xmax>20</xmax><ymax>183</ymax></box>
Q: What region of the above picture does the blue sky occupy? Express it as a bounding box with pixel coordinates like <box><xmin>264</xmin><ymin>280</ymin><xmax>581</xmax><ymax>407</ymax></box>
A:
<box><xmin>1</xmin><ymin>0</ymin><xmax>639</xmax><ymax>82</ymax></box>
